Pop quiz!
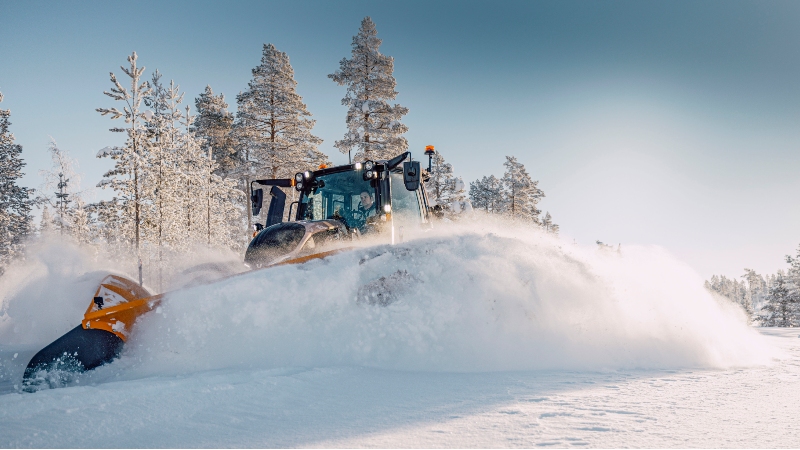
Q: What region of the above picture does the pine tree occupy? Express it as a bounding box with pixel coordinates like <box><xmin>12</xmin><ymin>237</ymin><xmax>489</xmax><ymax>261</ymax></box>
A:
<box><xmin>469</xmin><ymin>175</ymin><xmax>504</xmax><ymax>214</ymax></box>
<box><xmin>88</xmin><ymin>199</ymin><xmax>124</xmax><ymax>248</ymax></box>
<box><xmin>69</xmin><ymin>198</ymin><xmax>92</xmax><ymax>245</ymax></box>
<box><xmin>428</xmin><ymin>151</ymin><xmax>456</xmax><ymax>208</ymax></box>
<box><xmin>96</xmin><ymin>52</ymin><xmax>153</xmax><ymax>259</ymax></box>
<box><xmin>234</xmin><ymin>43</ymin><xmax>326</xmax><ymax>232</ymax></box>
<box><xmin>39</xmin><ymin>205</ymin><xmax>54</xmax><ymax>235</ymax></box>
<box><xmin>542</xmin><ymin>212</ymin><xmax>560</xmax><ymax>235</ymax></box>
<box><xmin>182</xmin><ymin>108</ymin><xmax>243</xmax><ymax>251</ymax></box>
<box><xmin>448</xmin><ymin>177</ymin><xmax>472</xmax><ymax>216</ymax></box>
<box><xmin>37</xmin><ymin>139</ymin><xmax>85</xmax><ymax>237</ymax></box>
<box><xmin>761</xmin><ymin>273</ymin><xmax>799</xmax><ymax>327</ymax></box>
<box><xmin>502</xmin><ymin>156</ymin><xmax>544</xmax><ymax>223</ymax></box>
<box><xmin>329</xmin><ymin>17</ymin><xmax>408</xmax><ymax>162</ymax></box>
<box><xmin>784</xmin><ymin>244</ymin><xmax>800</xmax><ymax>299</ymax></box>
<box><xmin>740</xmin><ymin>268</ymin><xmax>765</xmax><ymax>317</ymax></box>
<box><xmin>235</xmin><ymin>43</ymin><xmax>325</xmax><ymax>180</ymax></box>
<box><xmin>0</xmin><ymin>90</ymin><xmax>33</xmax><ymax>274</ymax></box>
<box><xmin>140</xmin><ymin>71</ymin><xmax>190</xmax><ymax>289</ymax></box>
<box><xmin>193</xmin><ymin>85</ymin><xmax>236</xmax><ymax>175</ymax></box>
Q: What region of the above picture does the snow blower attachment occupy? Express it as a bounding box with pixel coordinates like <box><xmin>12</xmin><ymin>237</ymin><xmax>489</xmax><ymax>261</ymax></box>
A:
<box><xmin>22</xmin><ymin>275</ymin><xmax>160</xmax><ymax>390</ymax></box>
<box><xmin>24</xmin><ymin>151</ymin><xmax>437</xmax><ymax>388</ymax></box>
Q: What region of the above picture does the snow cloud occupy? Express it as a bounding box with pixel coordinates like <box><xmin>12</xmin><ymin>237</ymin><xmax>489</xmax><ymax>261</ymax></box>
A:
<box><xmin>116</xmin><ymin>221</ymin><xmax>777</xmax><ymax>378</ymax></box>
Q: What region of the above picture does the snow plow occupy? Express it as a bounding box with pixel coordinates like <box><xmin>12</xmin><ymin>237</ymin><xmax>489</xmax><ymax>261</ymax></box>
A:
<box><xmin>22</xmin><ymin>151</ymin><xmax>433</xmax><ymax>389</ymax></box>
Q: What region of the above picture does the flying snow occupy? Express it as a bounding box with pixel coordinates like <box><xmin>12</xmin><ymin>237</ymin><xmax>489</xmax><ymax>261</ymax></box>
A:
<box><xmin>1</xmin><ymin>221</ymin><xmax>776</xmax><ymax>388</ymax></box>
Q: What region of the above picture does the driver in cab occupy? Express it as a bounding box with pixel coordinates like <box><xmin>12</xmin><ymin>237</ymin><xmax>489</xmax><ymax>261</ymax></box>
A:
<box><xmin>358</xmin><ymin>191</ymin><xmax>376</xmax><ymax>219</ymax></box>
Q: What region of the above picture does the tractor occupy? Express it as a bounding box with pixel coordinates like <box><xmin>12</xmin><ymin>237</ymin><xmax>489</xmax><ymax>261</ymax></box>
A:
<box><xmin>22</xmin><ymin>150</ymin><xmax>436</xmax><ymax>389</ymax></box>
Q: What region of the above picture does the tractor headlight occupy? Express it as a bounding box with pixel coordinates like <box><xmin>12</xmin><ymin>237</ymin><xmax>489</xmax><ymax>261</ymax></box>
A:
<box><xmin>295</xmin><ymin>173</ymin><xmax>304</xmax><ymax>182</ymax></box>
<box><xmin>296</xmin><ymin>181</ymin><xmax>303</xmax><ymax>191</ymax></box>
<box><xmin>355</xmin><ymin>162</ymin><xmax>362</xmax><ymax>170</ymax></box>
<box><xmin>304</xmin><ymin>171</ymin><xmax>310</xmax><ymax>179</ymax></box>
<box><xmin>383</xmin><ymin>204</ymin><xmax>392</xmax><ymax>213</ymax></box>
<box><xmin>364</xmin><ymin>160</ymin><xmax>374</xmax><ymax>171</ymax></box>
<box><xmin>365</xmin><ymin>170</ymin><xmax>374</xmax><ymax>179</ymax></box>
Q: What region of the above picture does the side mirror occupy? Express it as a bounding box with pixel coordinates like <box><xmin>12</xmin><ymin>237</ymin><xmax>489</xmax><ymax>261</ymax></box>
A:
<box><xmin>403</xmin><ymin>161</ymin><xmax>421</xmax><ymax>191</ymax></box>
<box><xmin>251</xmin><ymin>188</ymin><xmax>264</xmax><ymax>216</ymax></box>
<box><xmin>265</xmin><ymin>186</ymin><xmax>287</xmax><ymax>227</ymax></box>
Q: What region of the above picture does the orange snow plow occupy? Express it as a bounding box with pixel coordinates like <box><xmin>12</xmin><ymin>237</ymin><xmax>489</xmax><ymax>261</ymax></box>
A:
<box><xmin>82</xmin><ymin>275</ymin><xmax>161</xmax><ymax>341</ymax></box>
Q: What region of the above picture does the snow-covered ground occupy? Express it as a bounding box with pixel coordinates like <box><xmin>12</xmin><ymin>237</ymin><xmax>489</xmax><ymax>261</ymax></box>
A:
<box><xmin>1</xmin><ymin>226</ymin><xmax>797</xmax><ymax>447</ymax></box>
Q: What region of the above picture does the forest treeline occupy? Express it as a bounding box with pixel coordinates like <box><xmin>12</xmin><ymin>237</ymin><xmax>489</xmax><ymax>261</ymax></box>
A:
<box><xmin>0</xmin><ymin>17</ymin><xmax>556</xmax><ymax>287</ymax></box>
<box><xmin>706</xmin><ymin>247</ymin><xmax>800</xmax><ymax>327</ymax></box>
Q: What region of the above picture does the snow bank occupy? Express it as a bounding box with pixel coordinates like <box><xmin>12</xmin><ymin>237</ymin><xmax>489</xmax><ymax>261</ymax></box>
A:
<box><xmin>112</xmin><ymin>222</ymin><xmax>775</xmax><ymax>378</ymax></box>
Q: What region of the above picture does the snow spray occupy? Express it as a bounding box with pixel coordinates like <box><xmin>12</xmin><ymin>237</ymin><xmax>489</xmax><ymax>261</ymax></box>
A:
<box><xmin>116</xmin><ymin>218</ymin><xmax>777</xmax><ymax>378</ymax></box>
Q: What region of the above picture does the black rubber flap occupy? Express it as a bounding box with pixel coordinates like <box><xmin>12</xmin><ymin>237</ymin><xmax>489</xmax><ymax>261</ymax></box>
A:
<box><xmin>22</xmin><ymin>325</ymin><xmax>124</xmax><ymax>383</ymax></box>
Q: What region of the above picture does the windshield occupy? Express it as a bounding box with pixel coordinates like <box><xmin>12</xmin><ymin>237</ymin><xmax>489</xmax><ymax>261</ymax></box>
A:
<box><xmin>299</xmin><ymin>170</ymin><xmax>376</xmax><ymax>230</ymax></box>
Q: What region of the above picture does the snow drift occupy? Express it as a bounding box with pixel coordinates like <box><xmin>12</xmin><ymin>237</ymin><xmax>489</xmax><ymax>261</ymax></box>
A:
<box><xmin>1</xmin><ymin>223</ymin><xmax>776</xmax><ymax>387</ymax></box>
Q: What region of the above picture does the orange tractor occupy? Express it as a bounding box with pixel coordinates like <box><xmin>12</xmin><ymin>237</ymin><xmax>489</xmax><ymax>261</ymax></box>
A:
<box><xmin>23</xmin><ymin>151</ymin><xmax>435</xmax><ymax>388</ymax></box>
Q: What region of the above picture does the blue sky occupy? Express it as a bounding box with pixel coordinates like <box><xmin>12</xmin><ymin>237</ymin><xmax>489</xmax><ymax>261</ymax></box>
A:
<box><xmin>2</xmin><ymin>0</ymin><xmax>799</xmax><ymax>279</ymax></box>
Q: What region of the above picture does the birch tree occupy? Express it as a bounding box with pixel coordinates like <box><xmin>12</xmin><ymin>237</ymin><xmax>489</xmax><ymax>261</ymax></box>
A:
<box><xmin>329</xmin><ymin>17</ymin><xmax>408</xmax><ymax>162</ymax></box>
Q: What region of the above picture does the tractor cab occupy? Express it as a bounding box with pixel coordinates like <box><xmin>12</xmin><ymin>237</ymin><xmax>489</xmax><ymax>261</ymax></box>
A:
<box><xmin>245</xmin><ymin>151</ymin><xmax>431</xmax><ymax>267</ymax></box>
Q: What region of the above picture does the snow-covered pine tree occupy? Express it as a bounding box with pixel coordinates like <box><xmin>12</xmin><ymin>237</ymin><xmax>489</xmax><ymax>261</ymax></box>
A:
<box><xmin>706</xmin><ymin>273</ymin><xmax>757</xmax><ymax>320</ymax></box>
<box><xmin>427</xmin><ymin>151</ymin><xmax>456</xmax><ymax>208</ymax></box>
<box><xmin>70</xmin><ymin>198</ymin><xmax>92</xmax><ymax>245</ymax></box>
<box><xmin>542</xmin><ymin>212</ymin><xmax>559</xmax><ymax>235</ymax></box>
<box><xmin>183</xmin><ymin>106</ymin><xmax>244</xmax><ymax>251</ymax></box>
<box><xmin>144</xmin><ymin>72</ymin><xmax>188</xmax><ymax>247</ymax></box>
<box><xmin>193</xmin><ymin>86</ymin><xmax>236</xmax><ymax>176</ymax></box>
<box><xmin>740</xmin><ymin>268</ymin><xmax>766</xmax><ymax>318</ymax></box>
<box><xmin>502</xmin><ymin>156</ymin><xmax>544</xmax><ymax>224</ymax></box>
<box><xmin>37</xmin><ymin>139</ymin><xmax>85</xmax><ymax>237</ymax></box>
<box><xmin>0</xmin><ymin>90</ymin><xmax>33</xmax><ymax>274</ymax></box>
<box><xmin>140</xmin><ymin>71</ymin><xmax>190</xmax><ymax>289</ymax></box>
<box><xmin>96</xmin><ymin>52</ymin><xmax>153</xmax><ymax>259</ymax></box>
<box><xmin>448</xmin><ymin>177</ymin><xmax>472</xmax><ymax>217</ymax></box>
<box><xmin>235</xmin><ymin>43</ymin><xmax>324</xmax><ymax>180</ymax></box>
<box><xmin>329</xmin><ymin>17</ymin><xmax>409</xmax><ymax>162</ymax></box>
<box><xmin>469</xmin><ymin>175</ymin><xmax>504</xmax><ymax>214</ymax></box>
<box><xmin>87</xmin><ymin>198</ymin><xmax>124</xmax><ymax>249</ymax></box>
<box><xmin>39</xmin><ymin>205</ymin><xmax>54</xmax><ymax>235</ymax></box>
<box><xmin>197</xmin><ymin>143</ymin><xmax>244</xmax><ymax>250</ymax></box>
<box><xmin>234</xmin><ymin>43</ymin><xmax>325</xmax><ymax>231</ymax></box>
<box><xmin>784</xmin><ymin>244</ymin><xmax>800</xmax><ymax>300</ymax></box>
<box><xmin>760</xmin><ymin>272</ymin><xmax>799</xmax><ymax>327</ymax></box>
